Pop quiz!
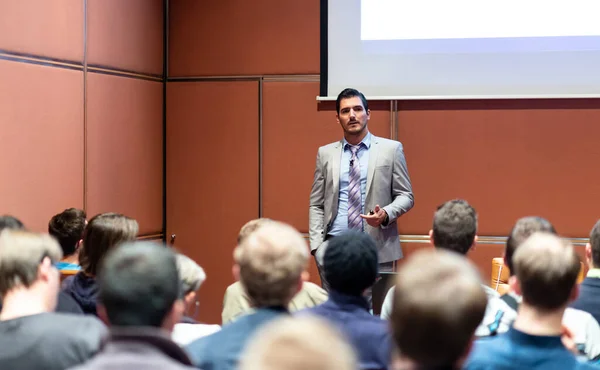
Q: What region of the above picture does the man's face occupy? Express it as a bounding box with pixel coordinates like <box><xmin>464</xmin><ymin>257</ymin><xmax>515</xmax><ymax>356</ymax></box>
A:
<box><xmin>336</xmin><ymin>96</ymin><xmax>370</xmax><ymax>136</ymax></box>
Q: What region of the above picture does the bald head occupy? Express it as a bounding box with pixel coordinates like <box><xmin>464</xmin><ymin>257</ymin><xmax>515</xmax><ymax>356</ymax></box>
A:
<box><xmin>234</xmin><ymin>221</ymin><xmax>308</xmax><ymax>307</ymax></box>
<box><xmin>513</xmin><ymin>232</ymin><xmax>580</xmax><ymax>312</ymax></box>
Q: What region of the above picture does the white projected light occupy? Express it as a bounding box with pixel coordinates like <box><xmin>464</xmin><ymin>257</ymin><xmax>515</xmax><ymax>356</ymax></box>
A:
<box><xmin>324</xmin><ymin>0</ymin><xmax>600</xmax><ymax>99</ymax></box>
<box><xmin>361</xmin><ymin>0</ymin><xmax>600</xmax><ymax>41</ymax></box>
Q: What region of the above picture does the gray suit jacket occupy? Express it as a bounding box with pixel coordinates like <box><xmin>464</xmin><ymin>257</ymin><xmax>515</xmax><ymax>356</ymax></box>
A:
<box><xmin>309</xmin><ymin>135</ymin><xmax>414</xmax><ymax>263</ymax></box>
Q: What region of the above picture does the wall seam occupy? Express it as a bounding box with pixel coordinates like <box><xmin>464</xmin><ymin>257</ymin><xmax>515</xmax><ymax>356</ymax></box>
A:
<box><xmin>83</xmin><ymin>0</ymin><xmax>88</xmax><ymax>212</ymax></box>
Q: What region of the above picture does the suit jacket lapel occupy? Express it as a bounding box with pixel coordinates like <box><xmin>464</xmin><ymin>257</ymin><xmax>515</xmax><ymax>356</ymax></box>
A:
<box><xmin>366</xmin><ymin>135</ymin><xmax>379</xmax><ymax>198</ymax></box>
<box><xmin>331</xmin><ymin>141</ymin><xmax>342</xmax><ymax>209</ymax></box>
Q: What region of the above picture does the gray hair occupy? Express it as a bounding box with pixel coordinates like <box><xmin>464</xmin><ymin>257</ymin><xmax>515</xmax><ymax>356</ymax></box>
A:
<box><xmin>176</xmin><ymin>253</ymin><xmax>206</xmax><ymax>294</ymax></box>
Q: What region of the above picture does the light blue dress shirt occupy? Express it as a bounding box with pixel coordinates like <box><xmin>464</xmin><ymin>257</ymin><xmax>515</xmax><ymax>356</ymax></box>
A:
<box><xmin>328</xmin><ymin>133</ymin><xmax>371</xmax><ymax>236</ymax></box>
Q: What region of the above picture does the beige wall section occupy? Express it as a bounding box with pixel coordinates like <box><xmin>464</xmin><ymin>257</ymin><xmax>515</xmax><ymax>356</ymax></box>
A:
<box><xmin>397</xmin><ymin>99</ymin><xmax>600</xmax><ymax>237</ymax></box>
<box><xmin>0</xmin><ymin>60</ymin><xmax>84</xmax><ymax>231</ymax></box>
<box><xmin>87</xmin><ymin>0</ymin><xmax>163</xmax><ymax>74</ymax></box>
<box><xmin>86</xmin><ymin>73</ymin><xmax>163</xmax><ymax>234</ymax></box>
<box><xmin>262</xmin><ymin>81</ymin><xmax>392</xmax><ymax>233</ymax></box>
<box><xmin>0</xmin><ymin>0</ymin><xmax>83</xmax><ymax>61</ymax></box>
<box><xmin>169</xmin><ymin>0</ymin><xmax>320</xmax><ymax>76</ymax></box>
<box><xmin>166</xmin><ymin>81</ymin><xmax>260</xmax><ymax>323</ymax></box>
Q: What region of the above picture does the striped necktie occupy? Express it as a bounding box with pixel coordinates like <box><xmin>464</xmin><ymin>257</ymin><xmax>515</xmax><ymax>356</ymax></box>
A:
<box><xmin>347</xmin><ymin>144</ymin><xmax>362</xmax><ymax>230</ymax></box>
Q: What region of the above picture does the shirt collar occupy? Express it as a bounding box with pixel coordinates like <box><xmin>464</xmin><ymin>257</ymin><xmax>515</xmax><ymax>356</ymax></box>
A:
<box><xmin>327</xmin><ymin>290</ymin><xmax>370</xmax><ymax>311</ymax></box>
<box><xmin>587</xmin><ymin>268</ymin><xmax>600</xmax><ymax>278</ymax></box>
<box><xmin>343</xmin><ymin>132</ymin><xmax>372</xmax><ymax>150</ymax></box>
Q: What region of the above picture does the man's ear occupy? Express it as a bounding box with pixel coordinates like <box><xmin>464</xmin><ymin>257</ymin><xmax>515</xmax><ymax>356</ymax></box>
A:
<box><xmin>509</xmin><ymin>275</ymin><xmax>521</xmax><ymax>296</ymax></box>
<box><xmin>97</xmin><ymin>304</ymin><xmax>110</xmax><ymax>326</ymax></box>
<box><xmin>232</xmin><ymin>264</ymin><xmax>240</xmax><ymax>281</ymax></box>
<box><xmin>570</xmin><ymin>283</ymin><xmax>580</xmax><ymax>303</ymax></box>
<box><xmin>586</xmin><ymin>243</ymin><xmax>593</xmax><ymax>265</ymax></box>
<box><xmin>428</xmin><ymin>229</ymin><xmax>434</xmax><ymax>246</ymax></box>
<box><xmin>76</xmin><ymin>239</ymin><xmax>83</xmax><ymax>251</ymax></box>
<box><xmin>38</xmin><ymin>257</ymin><xmax>53</xmax><ymax>283</ymax></box>
<box><xmin>301</xmin><ymin>271</ymin><xmax>309</xmax><ymax>282</ymax></box>
<box><xmin>162</xmin><ymin>299</ymin><xmax>185</xmax><ymax>332</ymax></box>
<box><xmin>471</xmin><ymin>235</ymin><xmax>478</xmax><ymax>252</ymax></box>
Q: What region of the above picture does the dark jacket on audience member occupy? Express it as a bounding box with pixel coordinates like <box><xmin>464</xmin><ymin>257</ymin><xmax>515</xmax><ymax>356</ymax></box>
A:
<box><xmin>186</xmin><ymin>307</ymin><xmax>289</xmax><ymax>370</ymax></box>
<box><xmin>571</xmin><ymin>277</ymin><xmax>600</xmax><ymax>326</ymax></box>
<box><xmin>68</xmin><ymin>327</ymin><xmax>195</xmax><ymax>370</ymax></box>
<box><xmin>300</xmin><ymin>290</ymin><xmax>392</xmax><ymax>370</ymax></box>
<box><xmin>0</xmin><ymin>312</ymin><xmax>107</xmax><ymax>370</ymax></box>
<box><xmin>465</xmin><ymin>327</ymin><xmax>599</xmax><ymax>370</ymax></box>
<box><xmin>62</xmin><ymin>271</ymin><xmax>99</xmax><ymax>316</ymax></box>
<box><xmin>0</xmin><ymin>292</ymin><xmax>82</xmax><ymax>315</ymax></box>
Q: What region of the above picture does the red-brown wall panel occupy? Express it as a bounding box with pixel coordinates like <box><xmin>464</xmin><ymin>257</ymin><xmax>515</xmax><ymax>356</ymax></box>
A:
<box><xmin>87</xmin><ymin>0</ymin><xmax>163</xmax><ymax>75</ymax></box>
<box><xmin>262</xmin><ymin>81</ymin><xmax>392</xmax><ymax>232</ymax></box>
<box><xmin>0</xmin><ymin>0</ymin><xmax>83</xmax><ymax>62</ymax></box>
<box><xmin>86</xmin><ymin>73</ymin><xmax>163</xmax><ymax>235</ymax></box>
<box><xmin>169</xmin><ymin>0</ymin><xmax>320</xmax><ymax>76</ymax></box>
<box><xmin>397</xmin><ymin>99</ymin><xmax>600</xmax><ymax>238</ymax></box>
<box><xmin>167</xmin><ymin>81</ymin><xmax>259</xmax><ymax>324</ymax></box>
<box><xmin>0</xmin><ymin>60</ymin><xmax>84</xmax><ymax>231</ymax></box>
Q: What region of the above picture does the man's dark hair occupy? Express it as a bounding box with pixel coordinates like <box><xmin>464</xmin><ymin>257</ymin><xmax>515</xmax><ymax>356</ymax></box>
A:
<box><xmin>432</xmin><ymin>199</ymin><xmax>477</xmax><ymax>255</ymax></box>
<box><xmin>0</xmin><ymin>215</ymin><xmax>24</xmax><ymax>232</ymax></box>
<box><xmin>98</xmin><ymin>241</ymin><xmax>181</xmax><ymax>327</ymax></box>
<box><xmin>324</xmin><ymin>230</ymin><xmax>378</xmax><ymax>296</ymax></box>
<box><xmin>48</xmin><ymin>208</ymin><xmax>87</xmax><ymax>257</ymax></box>
<box><xmin>589</xmin><ymin>220</ymin><xmax>600</xmax><ymax>268</ymax></box>
<box><xmin>335</xmin><ymin>88</ymin><xmax>369</xmax><ymax>114</ymax></box>
<box><xmin>505</xmin><ymin>216</ymin><xmax>556</xmax><ymax>276</ymax></box>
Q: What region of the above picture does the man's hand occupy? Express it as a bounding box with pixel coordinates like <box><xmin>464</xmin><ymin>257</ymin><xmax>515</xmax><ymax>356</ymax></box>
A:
<box><xmin>360</xmin><ymin>204</ymin><xmax>388</xmax><ymax>227</ymax></box>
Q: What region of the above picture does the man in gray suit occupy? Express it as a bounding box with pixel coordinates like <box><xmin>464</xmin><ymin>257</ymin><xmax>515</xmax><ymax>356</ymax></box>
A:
<box><xmin>309</xmin><ymin>88</ymin><xmax>414</xmax><ymax>288</ymax></box>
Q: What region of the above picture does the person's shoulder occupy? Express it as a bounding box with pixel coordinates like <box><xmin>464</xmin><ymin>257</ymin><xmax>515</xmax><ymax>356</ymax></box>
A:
<box><xmin>318</xmin><ymin>141</ymin><xmax>342</xmax><ymax>152</ymax></box>
<box><xmin>372</xmin><ymin>136</ymin><xmax>403</xmax><ymax>149</ymax></box>
<box><xmin>576</xmin><ymin>361</ymin><xmax>600</xmax><ymax>370</ymax></box>
<box><xmin>565</xmin><ymin>307</ymin><xmax>597</xmax><ymax>324</ymax></box>
<box><xmin>49</xmin><ymin>312</ymin><xmax>107</xmax><ymax>337</ymax></box>
<box><xmin>463</xmin><ymin>336</ymin><xmax>507</xmax><ymax>369</ymax></box>
<box><xmin>225</xmin><ymin>281</ymin><xmax>243</xmax><ymax>294</ymax></box>
<box><xmin>300</xmin><ymin>282</ymin><xmax>328</xmax><ymax>299</ymax></box>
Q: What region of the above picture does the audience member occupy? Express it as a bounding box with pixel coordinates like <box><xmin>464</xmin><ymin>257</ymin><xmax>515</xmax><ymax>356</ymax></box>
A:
<box><xmin>391</xmin><ymin>249</ymin><xmax>487</xmax><ymax>369</ymax></box>
<box><xmin>48</xmin><ymin>208</ymin><xmax>87</xmax><ymax>270</ymax></box>
<box><xmin>68</xmin><ymin>241</ymin><xmax>195</xmax><ymax>370</ymax></box>
<box><xmin>381</xmin><ymin>199</ymin><xmax>515</xmax><ymax>336</ymax></box>
<box><xmin>571</xmin><ymin>220</ymin><xmax>600</xmax><ymax>325</ymax></box>
<box><xmin>0</xmin><ymin>215</ymin><xmax>83</xmax><ymax>315</ymax></box>
<box><xmin>465</xmin><ymin>233</ymin><xmax>598</xmax><ymax>370</ymax></box>
<box><xmin>62</xmin><ymin>213</ymin><xmax>138</xmax><ymax>315</ymax></box>
<box><xmin>301</xmin><ymin>230</ymin><xmax>392</xmax><ymax>370</ymax></box>
<box><xmin>240</xmin><ymin>316</ymin><xmax>357</xmax><ymax>370</ymax></box>
<box><xmin>187</xmin><ymin>221</ymin><xmax>309</xmax><ymax>370</ymax></box>
<box><xmin>0</xmin><ymin>230</ymin><xmax>106</xmax><ymax>370</ymax></box>
<box><xmin>171</xmin><ymin>253</ymin><xmax>220</xmax><ymax>345</ymax></box>
<box><xmin>0</xmin><ymin>215</ymin><xmax>24</xmax><ymax>231</ymax></box>
<box><xmin>222</xmin><ymin>218</ymin><xmax>327</xmax><ymax>324</ymax></box>
<box><xmin>501</xmin><ymin>217</ymin><xmax>600</xmax><ymax>360</ymax></box>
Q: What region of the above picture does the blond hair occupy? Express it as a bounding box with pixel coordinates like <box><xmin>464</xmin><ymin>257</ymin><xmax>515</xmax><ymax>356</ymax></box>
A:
<box><xmin>0</xmin><ymin>230</ymin><xmax>62</xmax><ymax>295</ymax></box>
<box><xmin>234</xmin><ymin>221</ymin><xmax>308</xmax><ymax>307</ymax></box>
<box><xmin>240</xmin><ymin>316</ymin><xmax>357</xmax><ymax>370</ymax></box>
<box><xmin>237</xmin><ymin>218</ymin><xmax>272</xmax><ymax>245</ymax></box>
<box><xmin>391</xmin><ymin>249</ymin><xmax>487</xmax><ymax>368</ymax></box>
<box><xmin>514</xmin><ymin>232</ymin><xmax>580</xmax><ymax>311</ymax></box>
